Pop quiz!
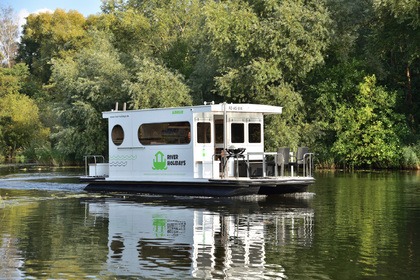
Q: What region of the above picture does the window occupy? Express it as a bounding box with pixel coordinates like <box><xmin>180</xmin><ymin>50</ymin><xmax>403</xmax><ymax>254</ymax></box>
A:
<box><xmin>248</xmin><ymin>123</ymin><xmax>261</xmax><ymax>143</ymax></box>
<box><xmin>138</xmin><ymin>122</ymin><xmax>190</xmax><ymax>145</ymax></box>
<box><xmin>231</xmin><ymin>123</ymin><xmax>244</xmax><ymax>143</ymax></box>
<box><xmin>197</xmin><ymin>122</ymin><xmax>211</xmax><ymax>143</ymax></box>
<box><xmin>215</xmin><ymin>119</ymin><xmax>224</xmax><ymax>144</ymax></box>
<box><xmin>111</xmin><ymin>125</ymin><xmax>124</xmax><ymax>146</ymax></box>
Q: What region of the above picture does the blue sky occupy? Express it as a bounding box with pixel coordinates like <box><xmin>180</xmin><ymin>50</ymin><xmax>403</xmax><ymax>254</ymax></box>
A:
<box><xmin>4</xmin><ymin>0</ymin><xmax>102</xmax><ymax>29</ymax></box>
<box><xmin>6</xmin><ymin>0</ymin><xmax>102</xmax><ymax>16</ymax></box>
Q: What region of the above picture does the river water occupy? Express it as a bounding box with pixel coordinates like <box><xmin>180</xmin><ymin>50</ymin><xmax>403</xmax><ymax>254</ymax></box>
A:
<box><xmin>0</xmin><ymin>167</ymin><xmax>419</xmax><ymax>279</ymax></box>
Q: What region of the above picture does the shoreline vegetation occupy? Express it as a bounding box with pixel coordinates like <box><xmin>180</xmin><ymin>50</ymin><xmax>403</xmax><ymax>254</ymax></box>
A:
<box><xmin>1</xmin><ymin>0</ymin><xmax>419</xmax><ymax>170</ymax></box>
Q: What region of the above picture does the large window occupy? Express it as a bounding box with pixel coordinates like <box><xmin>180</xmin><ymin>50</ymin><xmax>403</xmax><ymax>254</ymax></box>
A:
<box><xmin>138</xmin><ymin>122</ymin><xmax>190</xmax><ymax>145</ymax></box>
<box><xmin>111</xmin><ymin>125</ymin><xmax>124</xmax><ymax>146</ymax></box>
<box><xmin>248</xmin><ymin>123</ymin><xmax>261</xmax><ymax>143</ymax></box>
<box><xmin>197</xmin><ymin>122</ymin><xmax>211</xmax><ymax>143</ymax></box>
<box><xmin>231</xmin><ymin>123</ymin><xmax>244</xmax><ymax>143</ymax></box>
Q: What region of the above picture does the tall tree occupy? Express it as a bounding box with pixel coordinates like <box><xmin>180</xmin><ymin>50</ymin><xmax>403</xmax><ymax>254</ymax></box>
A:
<box><xmin>369</xmin><ymin>0</ymin><xmax>420</xmax><ymax>136</ymax></box>
<box><xmin>0</xmin><ymin>64</ymin><xmax>49</xmax><ymax>161</ymax></box>
<box><xmin>125</xmin><ymin>56</ymin><xmax>192</xmax><ymax>109</ymax></box>
<box><xmin>17</xmin><ymin>9</ymin><xmax>89</xmax><ymax>83</ymax></box>
<box><xmin>50</xmin><ymin>30</ymin><xmax>129</xmax><ymax>160</ymax></box>
<box><xmin>0</xmin><ymin>5</ymin><xmax>19</xmax><ymax>68</ymax></box>
<box><xmin>203</xmin><ymin>0</ymin><xmax>331</xmax><ymax>149</ymax></box>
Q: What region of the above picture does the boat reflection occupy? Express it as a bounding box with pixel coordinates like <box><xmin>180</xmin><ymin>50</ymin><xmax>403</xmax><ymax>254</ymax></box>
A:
<box><xmin>86</xmin><ymin>195</ymin><xmax>314</xmax><ymax>279</ymax></box>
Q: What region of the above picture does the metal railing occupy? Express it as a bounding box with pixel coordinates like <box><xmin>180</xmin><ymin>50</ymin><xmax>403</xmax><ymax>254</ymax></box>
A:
<box><xmin>212</xmin><ymin>151</ymin><xmax>314</xmax><ymax>179</ymax></box>
<box><xmin>84</xmin><ymin>155</ymin><xmax>106</xmax><ymax>177</ymax></box>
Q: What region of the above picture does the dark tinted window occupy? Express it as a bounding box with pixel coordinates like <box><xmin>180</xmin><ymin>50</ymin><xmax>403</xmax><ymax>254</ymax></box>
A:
<box><xmin>111</xmin><ymin>125</ymin><xmax>124</xmax><ymax>146</ymax></box>
<box><xmin>231</xmin><ymin>123</ymin><xmax>244</xmax><ymax>143</ymax></box>
<box><xmin>249</xmin><ymin>123</ymin><xmax>261</xmax><ymax>143</ymax></box>
<box><xmin>138</xmin><ymin>122</ymin><xmax>190</xmax><ymax>145</ymax></box>
<box><xmin>197</xmin><ymin>122</ymin><xmax>211</xmax><ymax>143</ymax></box>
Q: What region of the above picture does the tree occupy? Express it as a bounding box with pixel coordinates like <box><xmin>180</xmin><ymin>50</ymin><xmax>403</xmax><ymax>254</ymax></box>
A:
<box><xmin>369</xmin><ymin>0</ymin><xmax>420</xmax><ymax>137</ymax></box>
<box><xmin>100</xmin><ymin>0</ymin><xmax>204</xmax><ymax>101</ymax></box>
<box><xmin>50</xmin><ymin>30</ymin><xmax>130</xmax><ymax>160</ymax></box>
<box><xmin>0</xmin><ymin>92</ymin><xmax>49</xmax><ymax>161</ymax></box>
<box><xmin>17</xmin><ymin>9</ymin><xmax>89</xmax><ymax>83</ymax></box>
<box><xmin>125</xmin><ymin>57</ymin><xmax>192</xmax><ymax>109</ymax></box>
<box><xmin>202</xmin><ymin>0</ymin><xmax>331</xmax><ymax>149</ymax></box>
<box><xmin>332</xmin><ymin>75</ymin><xmax>405</xmax><ymax>168</ymax></box>
<box><xmin>0</xmin><ymin>5</ymin><xmax>19</xmax><ymax>68</ymax></box>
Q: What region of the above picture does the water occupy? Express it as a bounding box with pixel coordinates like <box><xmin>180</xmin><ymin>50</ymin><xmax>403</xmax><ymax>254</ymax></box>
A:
<box><xmin>0</xmin><ymin>167</ymin><xmax>419</xmax><ymax>279</ymax></box>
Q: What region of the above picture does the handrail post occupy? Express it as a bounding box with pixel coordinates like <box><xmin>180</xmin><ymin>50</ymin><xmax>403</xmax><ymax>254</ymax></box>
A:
<box><xmin>302</xmin><ymin>153</ymin><xmax>314</xmax><ymax>177</ymax></box>
<box><xmin>247</xmin><ymin>153</ymin><xmax>250</xmax><ymax>178</ymax></box>
<box><xmin>262</xmin><ymin>154</ymin><xmax>266</xmax><ymax>177</ymax></box>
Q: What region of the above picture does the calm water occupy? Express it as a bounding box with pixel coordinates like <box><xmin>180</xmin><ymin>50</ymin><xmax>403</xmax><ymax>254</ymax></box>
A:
<box><xmin>0</xmin><ymin>167</ymin><xmax>419</xmax><ymax>279</ymax></box>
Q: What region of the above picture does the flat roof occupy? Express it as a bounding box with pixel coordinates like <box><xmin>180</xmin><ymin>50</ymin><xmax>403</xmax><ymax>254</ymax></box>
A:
<box><xmin>103</xmin><ymin>103</ymin><xmax>282</xmax><ymax>117</ymax></box>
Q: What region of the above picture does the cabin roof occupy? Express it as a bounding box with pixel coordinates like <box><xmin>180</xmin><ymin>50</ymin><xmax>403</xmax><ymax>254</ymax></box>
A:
<box><xmin>103</xmin><ymin>103</ymin><xmax>282</xmax><ymax>118</ymax></box>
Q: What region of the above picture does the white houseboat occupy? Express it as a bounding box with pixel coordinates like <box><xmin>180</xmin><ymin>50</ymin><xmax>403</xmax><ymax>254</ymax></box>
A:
<box><xmin>82</xmin><ymin>102</ymin><xmax>315</xmax><ymax>196</ymax></box>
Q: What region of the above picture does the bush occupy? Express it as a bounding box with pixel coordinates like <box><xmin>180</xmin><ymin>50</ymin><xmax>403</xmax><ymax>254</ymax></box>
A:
<box><xmin>401</xmin><ymin>145</ymin><xmax>420</xmax><ymax>169</ymax></box>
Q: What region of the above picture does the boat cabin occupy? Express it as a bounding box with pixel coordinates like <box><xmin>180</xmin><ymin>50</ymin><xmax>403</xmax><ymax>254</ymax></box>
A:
<box><xmin>102</xmin><ymin>103</ymin><xmax>281</xmax><ymax>180</ymax></box>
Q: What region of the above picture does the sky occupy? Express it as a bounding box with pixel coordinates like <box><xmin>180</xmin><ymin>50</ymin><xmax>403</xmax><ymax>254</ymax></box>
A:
<box><xmin>3</xmin><ymin>0</ymin><xmax>103</xmax><ymax>29</ymax></box>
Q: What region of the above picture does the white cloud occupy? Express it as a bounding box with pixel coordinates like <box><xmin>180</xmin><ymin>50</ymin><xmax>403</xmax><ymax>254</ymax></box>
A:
<box><xmin>16</xmin><ymin>8</ymin><xmax>54</xmax><ymax>39</ymax></box>
<box><xmin>17</xmin><ymin>9</ymin><xmax>29</xmax><ymax>29</ymax></box>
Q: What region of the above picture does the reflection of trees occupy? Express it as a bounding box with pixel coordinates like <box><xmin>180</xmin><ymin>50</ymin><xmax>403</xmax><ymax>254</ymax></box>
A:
<box><xmin>310</xmin><ymin>173</ymin><xmax>417</xmax><ymax>279</ymax></box>
<box><xmin>0</xmin><ymin>196</ymin><xmax>109</xmax><ymax>278</ymax></box>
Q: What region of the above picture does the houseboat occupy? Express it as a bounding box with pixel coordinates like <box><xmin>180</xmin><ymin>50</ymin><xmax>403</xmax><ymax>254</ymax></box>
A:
<box><xmin>82</xmin><ymin>102</ymin><xmax>315</xmax><ymax>196</ymax></box>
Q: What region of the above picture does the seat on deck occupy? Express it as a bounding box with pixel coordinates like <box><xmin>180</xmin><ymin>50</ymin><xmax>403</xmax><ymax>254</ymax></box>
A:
<box><xmin>277</xmin><ymin>147</ymin><xmax>290</xmax><ymax>176</ymax></box>
<box><xmin>291</xmin><ymin>147</ymin><xmax>310</xmax><ymax>175</ymax></box>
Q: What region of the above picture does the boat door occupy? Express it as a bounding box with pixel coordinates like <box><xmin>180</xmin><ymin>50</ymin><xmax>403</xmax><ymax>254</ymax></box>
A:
<box><xmin>194</xmin><ymin>113</ymin><xmax>218</xmax><ymax>178</ymax></box>
<box><xmin>214</xmin><ymin>115</ymin><xmax>225</xmax><ymax>158</ymax></box>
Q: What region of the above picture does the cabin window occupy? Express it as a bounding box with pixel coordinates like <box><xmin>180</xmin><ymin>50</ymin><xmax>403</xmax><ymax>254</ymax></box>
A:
<box><xmin>249</xmin><ymin>123</ymin><xmax>261</xmax><ymax>143</ymax></box>
<box><xmin>138</xmin><ymin>122</ymin><xmax>190</xmax><ymax>145</ymax></box>
<box><xmin>231</xmin><ymin>123</ymin><xmax>244</xmax><ymax>143</ymax></box>
<box><xmin>111</xmin><ymin>125</ymin><xmax>124</xmax><ymax>146</ymax></box>
<box><xmin>197</xmin><ymin>122</ymin><xmax>211</xmax><ymax>143</ymax></box>
<box><xmin>215</xmin><ymin>119</ymin><xmax>224</xmax><ymax>144</ymax></box>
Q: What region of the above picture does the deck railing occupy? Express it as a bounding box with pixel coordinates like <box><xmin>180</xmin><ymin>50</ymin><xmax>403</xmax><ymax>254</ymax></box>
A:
<box><xmin>213</xmin><ymin>151</ymin><xmax>314</xmax><ymax>179</ymax></box>
<box><xmin>84</xmin><ymin>155</ymin><xmax>107</xmax><ymax>177</ymax></box>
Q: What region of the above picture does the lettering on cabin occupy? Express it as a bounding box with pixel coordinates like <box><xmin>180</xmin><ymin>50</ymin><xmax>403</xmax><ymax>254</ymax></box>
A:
<box><xmin>228</xmin><ymin>105</ymin><xmax>243</xmax><ymax>111</ymax></box>
<box><xmin>167</xmin><ymin>154</ymin><xmax>186</xmax><ymax>166</ymax></box>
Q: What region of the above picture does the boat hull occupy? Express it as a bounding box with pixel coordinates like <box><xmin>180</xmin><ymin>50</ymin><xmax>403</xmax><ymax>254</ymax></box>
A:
<box><xmin>83</xmin><ymin>177</ymin><xmax>314</xmax><ymax>197</ymax></box>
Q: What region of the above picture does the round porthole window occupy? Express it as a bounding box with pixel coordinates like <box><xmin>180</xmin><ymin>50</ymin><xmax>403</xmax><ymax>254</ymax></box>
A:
<box><xmin>111</xmin><ymin>125</ymin><xmax>124</xmax><ymax>146</ymax></box>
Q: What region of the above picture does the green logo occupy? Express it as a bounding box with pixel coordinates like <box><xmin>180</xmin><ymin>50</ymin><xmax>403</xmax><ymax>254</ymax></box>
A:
<box><xmin>153</xmin><ymin>215</ymin><xmax>166</xmax><ymax>237</ymax></box>
<box><xmin>153</xmin><ymin>151</ymin><xmax>167</xmax><ymax>170</ymax></box>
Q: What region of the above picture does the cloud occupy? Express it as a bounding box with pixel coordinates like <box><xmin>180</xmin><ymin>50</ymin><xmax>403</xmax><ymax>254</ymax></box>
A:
<box><xmin>16</xmin><ymin>8</ymin><xmax>54</xmax><ymax>38</ymax></box>
<box><xmin>17</xmin><ymin>9</ymin><xmax>29</xmax><ymax>29</ymax></box>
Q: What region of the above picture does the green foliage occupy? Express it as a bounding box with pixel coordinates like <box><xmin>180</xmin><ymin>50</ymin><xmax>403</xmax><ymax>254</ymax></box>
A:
<box><xmin>0</xmin><ymin>63</ymin><xmax>29</xmax><ymax>96</ymax></box>
<box><xmin>201</xmin><ymin>0</ymin><xmax>331</xmax><ymax>149</ymax></box>
<box><xmin>401</xmin><ymin>145</ymin><xmax>420</xmax><ymax>169</ymax></box>
<box><xmin>17</xmin><ymin>9</ymin><xmax>89</xmax><ymax>83</ymax></box>
<box><xmin>0</xmin><ymin>63</ymin><xmax>49</xmax><ymax>162</ymax></box>
<box><xmin>3</xmin><ymin>0</ymin><xmax>418</xmax><ymax>168</ymax></box>
<box><xmin>50</xmin><ymin>29</ymin><xmax>192</xmax><ymax>161</ymax></box>
<box><xmin>332</xmin><ymin>75</ymin><xmax>404</xmax><ymax>168</ymax></box>
<box><xmin>0</xmin><ymin>92</ymin><xmax>49</xmax><ymax>161</ymax></box>
<box><xmin>125</xmin><ymin>57</ymin><xmax>192</xmax><ymax>109</ymax></box>
<box><xmin>204</xmin><ymin>0</ymin><xmax>331</xmax><ymax>102</ymax></box>
<box><xmin>50</xmin><ymin>30</ymin><xmax>129</xmax><ymax>161</ymax></box>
